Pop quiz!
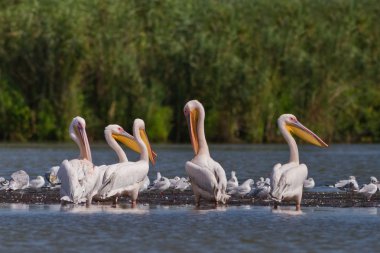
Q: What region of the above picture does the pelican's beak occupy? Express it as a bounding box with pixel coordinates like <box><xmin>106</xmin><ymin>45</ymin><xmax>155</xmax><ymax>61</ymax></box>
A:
<box><xmin>186</xmin><ymin>109</ymin><xmax>199</xmax><ymax>155</ymax></box>
<box><xmin>112</xmin><ymin>130</ymin><xmax>157</xmax><ymax>165</ymax></box>
<box><xmin>140</xmin><ymin>129</ymin><xmax>157</xmax><ymax>165</ymax></box>
<box><xmin>75</xmin><ymin>124</ymin><xmax>92</xmax><ymax>163</ymax></box>
<box><xmin>286</xmin><ymin>120</ymin><xmax>328</xmax><ymax>147</ymax></box>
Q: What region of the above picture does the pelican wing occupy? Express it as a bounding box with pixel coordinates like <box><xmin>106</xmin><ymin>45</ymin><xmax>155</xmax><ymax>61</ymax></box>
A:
<box><xmin>57</xmin><ymin>159</ymin><xmax>84</xmax><ymax>203</ymax></box>
<box><xmin>185</xmin><ymin>161</ymin><xmax>218</xmax><ymax>197</ymax></box>
<box><xmin>212</xmin><ymin>161</ymin><xmax>228</xmax><ymax>194</ymax></box>
<box><xmin>271</xmin><ymin>164</ymin><xmax>307</xmax><ymax>201</ymax></box>
<box><xmin>98</xmin><ymin>161</ymin><xmax>149</xmax><ymax>198</ymax></box>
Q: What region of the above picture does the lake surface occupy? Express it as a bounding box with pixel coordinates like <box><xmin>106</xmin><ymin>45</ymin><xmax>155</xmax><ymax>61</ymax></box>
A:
<box><xmin>0</xmin><ymin>144</ymin><xmax>379</xmax><ymax>252</ymax></box>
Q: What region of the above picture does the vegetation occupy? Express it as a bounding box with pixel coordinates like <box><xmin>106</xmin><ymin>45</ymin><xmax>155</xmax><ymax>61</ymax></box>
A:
<box><xmin>0</xmin><ymin>0</ymin><xmax>379</xmax><ymax>143</ymax></box>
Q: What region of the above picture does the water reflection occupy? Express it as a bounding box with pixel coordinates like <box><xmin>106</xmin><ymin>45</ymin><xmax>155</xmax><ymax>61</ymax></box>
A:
<box><xmin>60</xmin><ymin>204</ymin><xmax>150</xmax><ymax>214</ymax></box>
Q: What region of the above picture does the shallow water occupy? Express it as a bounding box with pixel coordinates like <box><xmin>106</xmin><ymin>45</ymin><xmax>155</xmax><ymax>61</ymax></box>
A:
<box><xmin>0</xmin><ymin>144</ymin><xmax>380</xmax><ymax>252</ymax></box>
<box><xmin>0</xmin><ymin>204</ymin><xmax>379</xmax><ymax>253</ymax></box>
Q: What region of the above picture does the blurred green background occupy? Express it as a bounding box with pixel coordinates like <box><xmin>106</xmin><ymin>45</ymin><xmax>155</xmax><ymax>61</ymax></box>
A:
<box><xmin>0</xmin><ymin>0</ymin><xmax>379</xmax><ymax>143</ymax></box>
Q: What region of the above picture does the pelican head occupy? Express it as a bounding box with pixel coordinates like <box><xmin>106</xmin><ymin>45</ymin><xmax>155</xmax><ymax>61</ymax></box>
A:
<box><xmin>70</xmin><ymin>116</ymin><xmax>92</xmax><ymax>162</ymax></box>
<box><xmin>184</xmin><ymin>100</ymin><xmax>205</xmax><ymax>155</ymax></box>
<box><xmin>110</xmin><ymin>120</ymin><xmax>157</xmax><ymax>165</ymax></box>
<box><xmin>278</xmin><ymin>114</ymin><xmax>328</xmax><ymax>147</ymax></box>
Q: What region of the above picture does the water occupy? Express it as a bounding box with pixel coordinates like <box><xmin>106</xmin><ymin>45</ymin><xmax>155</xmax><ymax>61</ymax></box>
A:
<box><xmin>0</xmin><ymin>144</ymin><xmax>379</xmax><ymax>252</ymax></box>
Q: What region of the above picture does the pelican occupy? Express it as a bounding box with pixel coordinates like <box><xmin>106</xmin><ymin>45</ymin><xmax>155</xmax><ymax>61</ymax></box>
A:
<box><xmin>184</xmin><ymin>100</ymin><xmax>230</xmax><ymax>206</ymax></box>
<box><xmin>85</xmin><ymin>124</ymin><xmax>137</xmax><ymax>205</ymax></box>
<box><xmin>270</xmin><ymin>114</ymin><xmax>328</xmax><ymax>211</ymax></box>
<box><xmin>57</xmin><ymin>116</ymin><xmax>95</xmax><ymax>204</ymax></box>
<box><xmin>97</xmin><ymin>119</ymin><xmax>156</xmax><ymax>207</ymax></box>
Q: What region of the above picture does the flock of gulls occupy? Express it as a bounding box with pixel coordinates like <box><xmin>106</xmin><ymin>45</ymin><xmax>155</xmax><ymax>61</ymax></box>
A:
<box><xmin>0</xmin><ymin>100</ymin><xmax>379</xmax><ymax>210</ymax></box>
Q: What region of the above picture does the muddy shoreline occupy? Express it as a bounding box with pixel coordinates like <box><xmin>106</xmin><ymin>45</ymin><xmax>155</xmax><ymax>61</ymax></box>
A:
<box><xmin>0</xmin><ymin>188</ymin><xmax>379</xmax><ymax>207</ymax></box>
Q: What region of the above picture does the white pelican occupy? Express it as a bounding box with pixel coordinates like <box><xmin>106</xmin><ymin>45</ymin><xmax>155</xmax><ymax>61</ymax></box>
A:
<box><xmin>97</xmin><ymin>119</ymin><xmax>156</xmax><ymax>207</ymax></box>
<box><xmin>359</xmin><ymin>177</ymin><xmax>378</xmax><ymax>200</ymax></box>
<box><xmin>303</xmin><ymin>178</ymin><xmax>315</xmax><ymax>189</ymax></box>
<box><xmin>270</xmin><ymin>114</ymin><xmax>328</xmax><ymax>211</ymax></box>
<box><xmin>184</xmin><ymin>100</ymin><xmax>230</xmax><ymax>206</ymax></box>
<box><xmin>57</xmin><ymin>116</ymin><xmax>95</xmax><ymax>204</ymax></box>
<box><xmin>9</xmin><ymin>170</ymin><xmax>29</xmax><ymax>190</ymax></box>
<box><xmin>227</xmin><ymin>171</ymin><xmax>239</xmax><ymax>191</ymax></box>
<box><xmin>228</xmin><ymin>179</ymin><xmax>254</xmax><ymax>197</ymax></box>
<box><xmin>29</xmin><ymin>176</ymin><xmax>45</xmax><ymax>189</ymax></box>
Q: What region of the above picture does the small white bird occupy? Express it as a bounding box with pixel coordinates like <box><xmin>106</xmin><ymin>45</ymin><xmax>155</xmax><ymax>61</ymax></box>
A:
<box><xmin>256</xmin><ymin>177</ymin><xmax>265</xmax><ymax>187</ymax></box>
<box><xmin>251</xmin><ymin>179</ymin><xmax>271</xmax><ymax>200</ymax></box>
<box><xmin>227</xmin><ymin>171</ymin><xmax>239</xmax><ymax>191</ymax></box>
<box><xmin>153</xmin><ymin>172</ymin><xmax>162</xmax><ymax>185</ymax></box>
<box><xmin>139</xmin><ymin>176</ymin><xmax>150</xmax><ymax>192</ymax></box>
<box><xmin>369</xmin><ymin>176</ymin><xmax>379</xmax><ymax>191</ymax></box>
<box><xmin>359</xmin><ymin>177</ymin><xmax>378</xmax><ymax>200</ymax></box>
<box><xmin>332</xmin><ymin>176</ymin><xmax>359</xmax><ymax>192</ymax></box>
<box><xmin>174</xmin><ymin>177</ymin><xmax>191</xmax><ymax>191</ymax></box>
<box><xmin>169</xmin><ymin>176</ymin><xmax>181</xmax><ymax>188</ymax></box>
<box><xmin>0</xmin><ymin>177</ymin><xmax>9</xmax><ymax>190</ymax></box>
<box><xmin>150</xmin><ymin>176</ymin><xmax>170</xmax><ymax>192</ymax></box>
<box><xmin>303</xmin><ymin>178</ymin><xmax>315</xmax><ymax>189</ymax></box>
<box><xmin>29</xmin><ymin>176</ymin><xmax>45</xmax><ymax>189</ymax></box>
<box><xmin>8</xmin><ymin>170</ymin><xmax>29</xmax><ymax>190</ymax></box>
<box><xmin>228</xmin><ymin>179</ymin><xmax>254</xmax><ymax>197</ymax></box>
<box><xmin>45</xmin><ymin>166</ymin><xmax>61</xmax><ymax>186</ymax></box>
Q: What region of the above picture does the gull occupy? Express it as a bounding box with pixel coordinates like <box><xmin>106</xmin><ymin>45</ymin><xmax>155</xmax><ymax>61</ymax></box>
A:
<box><xmin>8</xmin><ymin>170</ymin><xmax>29</xmax><ymax>190</ymax></box>
<box><xmin>227</xmin><ymin>171</ymin><xmax>239</xmax><ymax>191</ymax></box>
<box><xmin>331</xmin><ymin>176</ymin><xmax>359</xmax><ymax>192</ymax></box>
<box><xmin>0</xmin><ymin>177</ymin><xmax>9</xmax><ymax>190</ymax></box>
<box><xmin>153</xmin><ymin>172</ymin><xmax>162</xmax><ymax>185</ymax></box>
<box><xmin>251</xmin><ymin>178</ymin><xmax>271</xmax><ymax>199</ymax></box>
<box><xmin>45</xmin><ymin>166</ymin><xmax>61</xmax><ymax>187</ymax></box>
<box><xmin>29</xmin><ymin>176</ymin><xmax>46</xmax><ymax>189</ymax></box>
<box><xmin>139</xmin><ymin>176</ymin><xmax>150</xmax><ymax>192</ymax></box>
<box><xmin>303</xmin><ymin>178</ymin><xmax>315</xmax><ymax>189</ymax></box>
<box><xmin>150</xmin><ymin>176</ymin><xmax>170</xmax><ymax>192</ymax></box>
<box><xmin>169</xmin><ymin>176</ymin><xmax>181</xmax><ymax>188</ymax></box>
<box><xmin>359</xmin><ymin>177</ymin><xmax>378</xmax><ymax>200</ymax></box>
<box><xmin>174</xmin><ymin>177</ymin><xmax>191</xmax><ymax>191</ymax></box>
<box><xmin>228</xmin><ymin>179</ymin><xmax>254</xmax><ymax>197</ymax></box>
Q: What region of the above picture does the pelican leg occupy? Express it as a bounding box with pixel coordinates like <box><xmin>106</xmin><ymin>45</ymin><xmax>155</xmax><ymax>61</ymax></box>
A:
<box><xmin>273</xmin><ymin>202</ymin><xmax>278</xmax><ymax>209</ymax></box>
<box><xmin>130</xmin><ymin>189</ymin><xmax>139</xmax><ymax>208</ymax></box>
<box><xmin>194</xmin><ymin>194</ymin><xmax>201</xmax><ymax>207</ymax></box>
<box><xmin>295</xmin><ymin>203</ymin><xmax>301</xmax><ymax>211</ymax></box>
<box><xmin>86</xmin><ymin>196</ymin><xmax>92</xmax><ymax>207</ymax></box>
<box><xmin>112</xmin><ymin>196</ymin><xmax>119</xmax><ymax>207</ymax></box>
